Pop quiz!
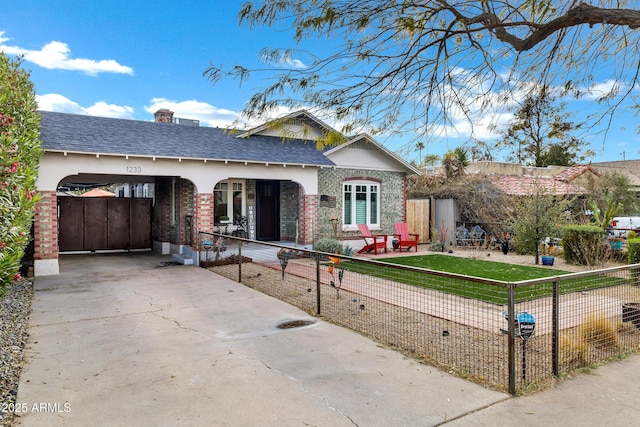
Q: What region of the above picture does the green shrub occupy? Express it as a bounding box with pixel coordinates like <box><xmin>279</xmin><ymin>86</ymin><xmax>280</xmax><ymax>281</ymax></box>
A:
<box><xmin>628</xmin><ymin>238</ymin><xmax>640</xmax><ymax>265</ymax></box>
<box><xmin>627</xmin><ymin>230</ymin><xmax>637</xmax><ymax>240</ymax></box>
<box><xmin>0</xmin><ymin>54</ymin><xmax>42</xmax><ymax>293</ymax></box>
<box><xmin>560</xmin><ymin>225</ymin><xmax>606</xmax><ymax>266</ymax></box>
<box><xmin>341</xmin><ymin>244</ymin><xmax>354</xmax><ymax>257</ymax></box>
<box><xmin>313</xmin><ymin>238</ymin><xmax>345</xmax><ymax>254</ymax></box>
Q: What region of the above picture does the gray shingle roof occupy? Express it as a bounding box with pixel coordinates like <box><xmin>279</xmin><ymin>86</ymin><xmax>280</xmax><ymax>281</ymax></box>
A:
<box><xmin>39</xmin><ymin>111</ymin><xmax>336</xmax><ymax>166</ymax></box>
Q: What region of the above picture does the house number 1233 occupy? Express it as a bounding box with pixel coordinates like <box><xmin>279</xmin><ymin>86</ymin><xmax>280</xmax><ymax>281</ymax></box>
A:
<box><xmin>126</xmin><ymin>166</ymin><xmax>142</xmax><ymax>173</ymax></box>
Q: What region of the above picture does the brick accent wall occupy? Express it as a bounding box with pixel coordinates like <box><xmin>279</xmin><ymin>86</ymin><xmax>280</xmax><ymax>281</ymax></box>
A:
<box><xmin>194</xmin><ymin>192</ymin><xmax>214</xmax><ymax>249</ymax></box>
<box><xmin>152</xmin><ymin>177</ymin><xmax>195</xmax><ymax>246</ymax></box>
<box><xmin>176</xmin><ymin>179</ymin><xmax>194</xmax><ymax>245</ymax></box>
<box><xmin>33</xmin><ymin>191</ymin><xmax>58</xmax><ymax>261</ymax></box>
<box><xmin>299</xmin><ymin>194</ymin><xmax>318</xmax><ymax>244</ymax></box>
<box><xmin>317</xmin><ymin>168</ymin><xmax>406</xmax><ymax>240</ymax></box>
<box><xmin>153</xmin><ymin>178</ymin><xmax>172</xmax><ymax>242</ymax></box>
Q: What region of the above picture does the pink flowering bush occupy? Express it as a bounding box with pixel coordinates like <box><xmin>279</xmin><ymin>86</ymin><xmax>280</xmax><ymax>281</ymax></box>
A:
<box><xmin>0</xmin><ymin>53</ymin><xmax>42</xmax><ymax>293</ymax></box>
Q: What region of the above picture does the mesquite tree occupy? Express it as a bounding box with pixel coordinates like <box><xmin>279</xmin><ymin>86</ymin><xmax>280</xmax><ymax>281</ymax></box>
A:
<box><xmin>206</xmin><ymin>1</ymin><xmax>640</xmax><ymax>147</ymax></box>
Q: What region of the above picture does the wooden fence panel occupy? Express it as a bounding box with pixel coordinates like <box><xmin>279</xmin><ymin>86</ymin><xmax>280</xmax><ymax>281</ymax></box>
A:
<box><xmin>58</xmin><ymin>197</ymin><xmax>151</xmax><ymax>252</ymax></box>
<box><xmin>406</xmin><ymin>199</ymin><xmax>430</xmax><ymax>243</ymax></box>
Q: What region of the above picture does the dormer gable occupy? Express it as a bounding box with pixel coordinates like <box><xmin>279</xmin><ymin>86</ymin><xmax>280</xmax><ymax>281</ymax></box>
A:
<box><xmin>235</xmin><ymin>110</ymin><xmax>338</xmax><ymax>142</ymax></box>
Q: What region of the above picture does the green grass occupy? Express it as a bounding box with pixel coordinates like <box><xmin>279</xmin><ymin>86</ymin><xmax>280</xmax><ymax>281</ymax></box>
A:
<box><xmin>341</xmin><ymin>254</ymin><xmax>624</xmax><ymax>305</ymax></box>
<box><xmin>376</xmin><ymin>254</ymin><xmax>572</xmax><ymax>281</ymax></box>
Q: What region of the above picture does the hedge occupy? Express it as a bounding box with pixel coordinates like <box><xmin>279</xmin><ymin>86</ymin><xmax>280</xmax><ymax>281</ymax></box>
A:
<box><xmin>0</xmin><ymin>54</ymin><xmax>42</xmax><ymax>293</ymax></box>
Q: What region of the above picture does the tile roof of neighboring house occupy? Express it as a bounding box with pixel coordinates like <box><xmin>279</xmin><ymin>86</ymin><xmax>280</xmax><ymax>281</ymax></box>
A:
<box><xmin>492</xmin><ymin>175</ymin><xmax>587</xmax><ymax>196</ymax></box>
<box><xmin>39</xmin><ymin>111</ymin><xmax>336</xmax><ymax>166</ymax></box>
<box><xmin>554</xmin><ymin>164</ymin><xmax>600</xmax><ymax>182</ymax></box>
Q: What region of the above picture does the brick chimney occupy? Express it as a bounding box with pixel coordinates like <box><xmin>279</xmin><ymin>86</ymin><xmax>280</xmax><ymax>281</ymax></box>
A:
<box><xmin>154</xmin><ymin>109</ymin><xmax>174</xmax><ymax>123</ymax></box>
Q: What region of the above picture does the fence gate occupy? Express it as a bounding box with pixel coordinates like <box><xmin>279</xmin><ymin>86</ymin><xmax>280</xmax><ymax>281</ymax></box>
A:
<box><xmin>406</xmin><ymin>199</ymin><xmax>430</xmax><ymax>243</ymax></box>
<box><xmin>58</xmin><ymin>197</ymin><xmax>151</xmax><ymax>252</ymax></box>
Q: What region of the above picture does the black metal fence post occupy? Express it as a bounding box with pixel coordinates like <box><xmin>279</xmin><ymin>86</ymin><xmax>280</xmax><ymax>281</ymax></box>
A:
<box><xmin>552</xmin><ymin>277</ymin><xmax>559</xmax><ymax>376</ymax></box>
<box><xmin>238</xmin><ymin>239</ymin><xmax>242</xmax><ymax>283</ymax></box>
<box><xmin>316</xmin><ymin>252</ymin><xmax>321</xmax><ymax>315</ymax></box>
<box><xmin>508</xmin><ymin>283</ymin><xmax>516</xmax><ymax>395</ymax></box>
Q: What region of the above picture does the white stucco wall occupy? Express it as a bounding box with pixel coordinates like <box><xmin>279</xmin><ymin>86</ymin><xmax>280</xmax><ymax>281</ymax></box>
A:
<box><xmin>37</xmin><ymin>152</ymin><xmax>320</xmax><ymax>194</ymax></box>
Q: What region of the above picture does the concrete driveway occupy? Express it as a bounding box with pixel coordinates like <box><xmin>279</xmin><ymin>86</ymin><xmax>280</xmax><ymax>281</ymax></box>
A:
<box><xmin>15</xmin><ymin>252</ymin><xmax>506</xmax><ymax>426</ymax></box>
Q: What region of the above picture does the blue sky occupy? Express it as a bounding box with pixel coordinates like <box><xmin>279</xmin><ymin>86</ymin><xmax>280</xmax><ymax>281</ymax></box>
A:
<box><xmin>2</xmin><ymin>1</ymin><xmax>638</xmax><ymax>164</ymax></box>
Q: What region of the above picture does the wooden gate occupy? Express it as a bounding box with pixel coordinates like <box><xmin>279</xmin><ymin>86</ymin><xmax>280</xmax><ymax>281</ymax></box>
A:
<box><xmin>406</xmin><ymin>199</ymin><xmax>431</xmax><ymax>243</ymax></box>
<box><xmin>58</xmin><ymin>197</ymin><xmax>152</xmax><ymax>252</ymax></box>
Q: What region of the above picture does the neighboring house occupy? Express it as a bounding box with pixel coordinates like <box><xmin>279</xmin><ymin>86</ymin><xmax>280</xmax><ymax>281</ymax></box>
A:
<box><xmin>34</xmin><ymin>109</ymin><xmax>420</xmax><ymax>276</ymax></box>
<box><xmin>421</xmin><ymin>162</ymin><xmax>598</xmax><ymax>243</ymax></box>
<box><xmin>590</xmin><ymin>160</ymin><xmax>640</xmax><ymax>195</ymax></box>
<box><xmin>489</xmin><ymin>164</ymin><xmax>597</xmax><ymax>196</ymax></box>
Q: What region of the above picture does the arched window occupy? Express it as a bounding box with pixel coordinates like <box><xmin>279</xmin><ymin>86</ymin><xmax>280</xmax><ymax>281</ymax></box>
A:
<box><xmin>343</xmin><ymin>180</ymin><xmax>380</xmax><ymax>229</ymax></box>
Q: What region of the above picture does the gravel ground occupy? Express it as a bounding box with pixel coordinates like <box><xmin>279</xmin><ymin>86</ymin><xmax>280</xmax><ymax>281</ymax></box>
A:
<box><xmin>0</xmin><ymin>280</ymin><xmax>33</xmax><ymax>427</ymax></box>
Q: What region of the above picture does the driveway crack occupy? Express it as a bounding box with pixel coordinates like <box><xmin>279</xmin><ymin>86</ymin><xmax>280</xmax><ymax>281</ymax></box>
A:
<box><xmin>228</xmin><ymin>345</ymin><xmax>359</xmax><ymax>426</ymax></box>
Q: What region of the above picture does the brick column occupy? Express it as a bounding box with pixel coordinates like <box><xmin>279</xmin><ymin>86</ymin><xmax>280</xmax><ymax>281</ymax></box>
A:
<box><xmin>33</xmin><ymin>191</ymin><xmax>59</xmax><ymax>276</ymax></box>
<box><xmin>298</xmin><ymin>194</ymin><xmax>318</xmax><ymax>245</ymax></box>
<box><xmin>177</xmin><ymin>179</ymin><xmax>194</xmax><ymax>245</ymax></box>
<box><xmin>193</xmin><ymin>192</ymin><xmax>214</xmax><ymax>249</ymax></box>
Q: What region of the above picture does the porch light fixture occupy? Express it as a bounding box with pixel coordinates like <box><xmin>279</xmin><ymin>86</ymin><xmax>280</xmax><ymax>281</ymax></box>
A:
<box><xmin>63</xmin><ymin>151</ymin><xmax>67</xmax><ymax>156</ymax></box>
<box><xmin>265</xmin><ymin>163</ymin><xmax>269</xmax><ymax>167</ymax></box>
<box><xmin>125</xmin><ymin>155</ymin><xmax>129</xmax><ymax>160</ymax></box>
<box><xmin>225</xmin><ymin>160</ymin><xmax>228</xmax><ymax>164</ymax></box>
<box><xmin>153</xmin><ymin>156</ymin><xmax>156</xmax><ymax>161</ymax></box>
<box><xmin>178</xmin><ymin>158</ymin><xmax>182</xmax><ymax>162</ymax></box>
<box><xmin>283</xmin><ymin>164</ymin><xmax>287</xmax><ymax>168</ymax></box>
<box><xmin>96</xmin><ymin>154</ymin><xmax>100</xmax><ymax>158</ymax></box>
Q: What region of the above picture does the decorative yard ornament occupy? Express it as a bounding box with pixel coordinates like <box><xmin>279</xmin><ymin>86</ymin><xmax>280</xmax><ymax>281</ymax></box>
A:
<box><xmin>328</xmin><ymin>255</ymin><xmax>344</xmax><ymax>298</ymax></box>
<box><xmin>277</xmin><ymin>248</ymin><xmax>296</xmax><ymax>280</ymax></box>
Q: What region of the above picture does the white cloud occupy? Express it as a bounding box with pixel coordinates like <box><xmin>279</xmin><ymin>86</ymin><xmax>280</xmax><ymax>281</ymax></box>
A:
<box><xmin>86</xmin><ymin>102</ymin><xmax>135</xmax><ymax>119</ymax></box>
<box><xmin>283</xmin><ymin>58</ymin><xmax>306</xmax><ymax>69</ymax></box>
<box><xmin>0</xmin><ymin>30</ymin><xmax>133</xmax><ymax>76</ymax></box>
<box><xmin>144</xmin><ymin>98</ymin><xmax>247</xmax><ymax>128</ymax></box>
<box><xmin>36</xmin><ymin>94</ymin><xmax>135</xmax><ymax>119</ymax></box>
<box><xmin>579</xmin><ymin>79</ymin><xmax>629</xmax><ymax>101</ymax></box>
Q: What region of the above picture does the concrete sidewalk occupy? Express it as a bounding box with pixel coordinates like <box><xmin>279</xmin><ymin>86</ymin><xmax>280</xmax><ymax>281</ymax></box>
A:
<box><xmin>15</xmin><ymin>252</ymin><xmax>640</xmax><ymax>426</ymax></box>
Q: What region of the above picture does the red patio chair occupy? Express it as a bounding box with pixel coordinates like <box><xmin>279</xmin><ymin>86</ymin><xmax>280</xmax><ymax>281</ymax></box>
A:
<box><xmin>357</xmin><ymin>224</ymin><xmax>388</xmax><ymax>255</ymax></box>
<box><xmin>393</xmin><ymin>222</ymin><xmax>419</xmax><ymax>252</ymax></box>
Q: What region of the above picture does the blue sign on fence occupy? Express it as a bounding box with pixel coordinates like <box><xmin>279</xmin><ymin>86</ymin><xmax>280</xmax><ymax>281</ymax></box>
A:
<box><xmin>516</xmin><ymin>312</ymin><xmax>536</xmax><ymax>339</ymax></box>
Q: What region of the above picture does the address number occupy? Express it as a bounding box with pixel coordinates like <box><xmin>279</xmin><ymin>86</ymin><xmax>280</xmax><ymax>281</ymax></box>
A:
<box><xmin>126</xmin><ymin>166</ymin><xmax>142</xmax><ymax>173</ymax></box>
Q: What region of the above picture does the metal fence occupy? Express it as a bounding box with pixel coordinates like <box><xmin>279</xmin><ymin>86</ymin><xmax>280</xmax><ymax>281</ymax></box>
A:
<box><xmin>197</xmin><ymin>231</ymin><xmax>640</xmax><ymax>394</ymax></box>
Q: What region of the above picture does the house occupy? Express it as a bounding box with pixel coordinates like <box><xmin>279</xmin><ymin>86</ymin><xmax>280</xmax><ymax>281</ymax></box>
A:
<box><xmin>590</xmin><ymin>160</ymin><xmax>640</xmax><ymax>195</ymax></box>
<box><xmin>33</xmin><ymin>109</ymin><xmax>420</xmax><ymax>276</ymax></box>
<box><xmin>421</xmin><ymin>162</ymin><xmax>598</xmax><ymax>244</ymax></box>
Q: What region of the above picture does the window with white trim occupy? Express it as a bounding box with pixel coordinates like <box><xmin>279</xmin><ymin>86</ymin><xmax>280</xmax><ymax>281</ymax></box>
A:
<box><xmin>343</xmin><ymin>181</ymin><xmax>380</xmax><ymax>229</ymax></box>
<box><xmin>214</xmin><ymin>180</ymin><xmax>245</xmax><ymax>222</ymax></box>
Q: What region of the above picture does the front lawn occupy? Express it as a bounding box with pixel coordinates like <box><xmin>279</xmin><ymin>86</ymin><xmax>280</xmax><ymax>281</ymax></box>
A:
<box><xmin>341</xmin><ymin>254</ymin><xmax>623</xmax><ymax>305</ymax></box>
<box><xmin>376</xmin><ymin>254</ymin><xmax>572</xmax><ymax>281</ymax></box>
